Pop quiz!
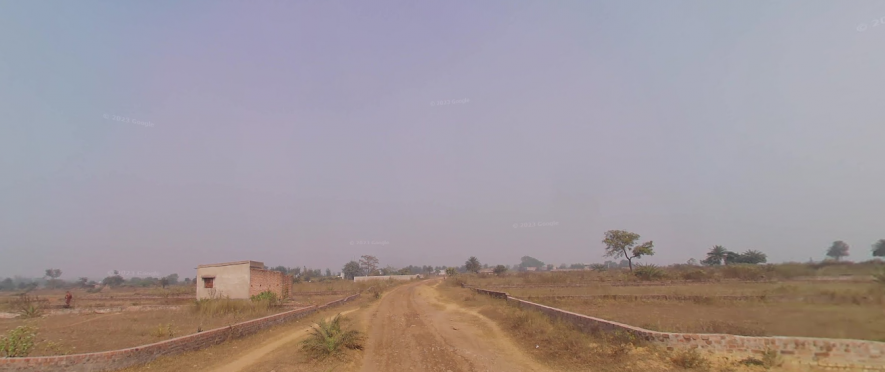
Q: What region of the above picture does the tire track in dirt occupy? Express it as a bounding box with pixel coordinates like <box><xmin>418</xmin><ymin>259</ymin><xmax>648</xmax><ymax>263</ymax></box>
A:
<box><xmin>358</xmin><ymin>280</ymin><xmax>553</xmax><ymax>372</ymax></box>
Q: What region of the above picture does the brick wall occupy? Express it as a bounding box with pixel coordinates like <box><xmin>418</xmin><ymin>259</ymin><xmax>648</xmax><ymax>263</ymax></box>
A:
<box><xmin>249</xmin><ymin>269</ymin><xmax>293</xmax><ymax>299</ymax></box>
<box><xmin>0</xmin><ymin>293</ymin><xmax>360</xmax><ymax>372</ymax></box>
<box><xmin>464</xmin><ymin>285</ymin><xmax>885</xmax><ymax>370</ymax></box>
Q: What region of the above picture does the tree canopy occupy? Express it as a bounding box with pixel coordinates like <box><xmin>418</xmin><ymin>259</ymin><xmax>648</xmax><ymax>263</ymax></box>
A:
<box><xmin>826</xmin><ymin>241</ymin><xmax>850</xmax><ymax>261</ymax></box>
<box><xmin>872</xmin><ymin>239</ymin><xmax>885</xmax><ymax>257</ymax></box>
<box><xmin>602</xmin><ymin>230</ymin><xmax>654</xmax><ymax>271</ymax></box>
<box><xmin>519</xmin><ymin>256</ymin><xmax>545</xmax><ymax>268</ymax></box>
<box><xmin>465</xmin><ymin>257</ymin><xmax>481</xmax><ymax>273</ymax></box>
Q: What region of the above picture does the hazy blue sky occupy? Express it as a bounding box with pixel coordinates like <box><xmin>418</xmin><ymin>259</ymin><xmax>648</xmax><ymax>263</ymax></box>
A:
<box><xmin>2</xmin><ymin>1</ymin><xmax>884</xmax><ymax>280</ymax></box>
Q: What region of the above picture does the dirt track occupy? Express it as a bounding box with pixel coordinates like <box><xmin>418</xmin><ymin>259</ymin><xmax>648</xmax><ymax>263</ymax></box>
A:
<box><xmin>357</xmin><ymin>280</ymin><xmax>553</xmax><ymax>372</ymax></box>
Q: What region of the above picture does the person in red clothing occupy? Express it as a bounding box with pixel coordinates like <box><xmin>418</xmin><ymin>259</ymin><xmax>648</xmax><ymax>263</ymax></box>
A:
<box><xmin>64</xmin><ymin>291</ymin><xmax>73</xmax><ymax>308</ymax></box>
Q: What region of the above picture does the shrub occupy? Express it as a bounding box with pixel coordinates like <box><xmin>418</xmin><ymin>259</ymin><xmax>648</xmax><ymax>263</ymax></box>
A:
<box><xmin>0</xmin><ymin>326</ymin><xmax>37</xmax><ymax>357</ymax></box>
<box><xmin>681</xmin><ymin>269</ymin><xmax>712</xmax><ymax>281</ymax></box>
<box><xmin>192</xmin><ymin>297</ymin><xmax>256</xmax><ymax>318</ymax></box>
<box><xmin>670</xmin><ymin>347</ymin><xmax>710</xmax><ymax>369</ymax></box>
<box><xmin>12</xmin><ymin>294</ymin><xmax>44</xmax><ymax>319</ymax></box>
<box><xmin>300</xmin><ymin>314</ymin><xmax>364</xmax><ymax>360</ymax></box>
<box><xmin>152</xmin><ymin>323</ymin><xmax>175</xmax><ymax>338</ymax></box>
<box><xmin>761</xmin><ymin>348</ymin><xmax>783</xmax><ymax>369</ymax></box>
<box><xmin>250</xmin><ymin>290</ymin><xmax>279</xmax><ymax>304</ymax></box>
<box><xmin>633</xmin><ymin>264</ymin><xmax>664</xmax><ymax>281</ymax></box>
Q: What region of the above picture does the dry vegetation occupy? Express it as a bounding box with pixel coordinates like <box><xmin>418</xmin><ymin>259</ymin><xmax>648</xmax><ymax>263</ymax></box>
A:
<box><xmin>460</xmin><ymin>262</ymin><xmax>885</xmax><ymax>342</ymax></box>
<box><xmin>0</xmin><ymin>278</ymin><xmax>400</xmax><ymax>358</ymax></box>
<box><xmin>438</xmin><ymin>278</ymin><xmax>825</xmax><ymax>372</ymax></box>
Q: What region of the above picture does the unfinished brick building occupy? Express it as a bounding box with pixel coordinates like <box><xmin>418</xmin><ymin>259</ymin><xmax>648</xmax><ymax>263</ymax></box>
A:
<box><xmin>196</xmin><ymin>260</ymin><xmax>292</xmax><ymax>300</ymax></box>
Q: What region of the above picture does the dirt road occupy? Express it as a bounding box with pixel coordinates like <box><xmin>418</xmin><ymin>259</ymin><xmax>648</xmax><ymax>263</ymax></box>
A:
<box><xmin>357</xmin><ymin>280</ymin><xmax>553</xmax><ymax>372</ymax></box>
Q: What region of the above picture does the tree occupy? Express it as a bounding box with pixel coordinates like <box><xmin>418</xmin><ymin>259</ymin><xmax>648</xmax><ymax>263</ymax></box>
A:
<box><xmin>77</xmin><ymin>277</ymin><xmax>89</xmax><ymax>287</ymax></box>
<box><xmin>602</xmin><ymin>230</ymin><xmax>654</xmax><ymax>272</ymax></box>
<box><xmin>342</xmin><ymin>261</ymin><xmax>362</xmax><ymax>280</ymax></box>
<box><xmin>493</xmin><ymin>265</ymin><xmax>508</xmax><ymax>275</ymax></box>
<box><xmin>687</xmin><ymin>258</ymin><xmax>698</xmax><ymax>266</ymax></box>
<box><xmin>0</xmin><ymin>278</ymin><xmax>13</xmax><ymax>291</ymax></box>
<box><xmin>272</xmin><ymin>266</ymin><xmax>288</xmax><ymax>274</ymax></box>
<box><xmin>827</xmin><ymin>241</ymin><xmax>850</xmax><ymax>261</ymax></box>
<box><xmin>465</xmin><ymin>257</ymin><xmax>481</xmax><ymax>273</ymax></box>
<box><xmin>44</xmin><ymin>269</ymin><xmax>62</xmax><ymax>279</ymax></box>
<box><xmin>872</xmin><ymin>239</ymin><xmax>885</xmax><ymax>257</ymax></box>
<box><xmin>159</xmin><ymin>277</ymin><xmax>170</xmax><ymax>288</ymax></box>
<box><xmin>102</xmin><ymin>271</ymin><xmax>125</xmax><ymax>287</ymax></box>
<box><xmin>723</xmin><ymin>251</ymin><xmax>741</xmax><ymax>265</ymax></box>
<box><xmin>519</xmin><ymin>256</ymin><xmax>545</xmax><ymax>269</ymax></box>
<box><xmin>701</xmin><ymin>246</ymin><xmax>728</xmax><ymax>266</ymax></box>
<box><xmin>558</xmin><ymin>263</ymin><xmax>567</xmax><ymax>269</ymax></box>
<box><xmin>546</xmin><ymin>264</ymin><xmax>554</xmax><ymax>271</ymax></box>
<box><xmin>570</xmin><ymin>263</ymin><xmax>586</xmax><ymax>269</ymax></box>
<box><xmin>359</xmin><ymin>255</ymin><xmax>379</xmax><ymax>276</ymax></box>
<box><xmin>735</xmin><ymin>250</ymin><xmax>767</xmax><ymax>264</ymax></box>
<box><xmin>445</xmin><ymin>267</ymin><xmax>456</xmax><ymax>276</ymax></box>
<box><xmin>164</xmin><ymin>274</ymin><xmax>179</xmax><ymax>286</ymax></box>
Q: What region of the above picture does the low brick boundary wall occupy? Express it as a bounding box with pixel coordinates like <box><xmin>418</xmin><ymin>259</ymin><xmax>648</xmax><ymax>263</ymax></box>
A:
<box><xmin>0</xmin><ymin>293</ymin><xmax>361</xmax><ymax>372</ymax></box>
<box><xmin>290</xmin><ymin>291</ymin><xmax>353</xmax><ymax>296</ymax></box>
<box><xmin>522</xmin><ymin>294</ymin><xmax>770</xmax><ymax>302</ymax></box>
<box><xmin>464</xmin><ymin>285</ymin><xmax>885</xmax><ymax>370</ymax></box>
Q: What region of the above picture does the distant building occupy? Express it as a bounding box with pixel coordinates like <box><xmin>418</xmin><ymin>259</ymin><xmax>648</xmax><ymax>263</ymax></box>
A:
<box><xmin>525</xmin><ymin>267</ymin><xmax>538</xmax><ymax>272</ymax></box>
<box><xmin>478</xmin><ymin>268</ymin><xmax>494</xmax><ymax>275</ymax></box>
<box><xmin>196</xmin><ymin>260</ymin><xmax>292</xmax><ymax>300</ymax></box>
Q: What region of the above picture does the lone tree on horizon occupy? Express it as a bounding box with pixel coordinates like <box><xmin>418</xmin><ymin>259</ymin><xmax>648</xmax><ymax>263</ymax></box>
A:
<box><xmin>465</xmin><ymin>257</ymin><xmax>481</xmax><ymax>273</ymax></box>
<box><xmin>826</xmin><ymin>241</ymin><xmax>850</xmax><ymax>261</ymax></box>
<box><xmin>359</xmin><ymin>255</ymin><xmax>379</xmax><ymax>276</ymax></box>
<box><xmin>602</xmin><ymin>230</ymin><xmax>654</xmax><ymax>272</ymax></box>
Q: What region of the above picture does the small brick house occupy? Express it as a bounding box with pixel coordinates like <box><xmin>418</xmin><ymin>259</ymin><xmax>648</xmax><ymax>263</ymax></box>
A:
<box><xmin>196</xmin><ymin>260</ymin><xmax>292</xmax><ymax>300</ymax></box>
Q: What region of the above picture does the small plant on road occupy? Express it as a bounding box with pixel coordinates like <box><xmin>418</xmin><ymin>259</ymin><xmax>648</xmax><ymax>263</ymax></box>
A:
<box><xmin>301</xmin><ymin>314</ymin><xmax>364</xmax><ymax>360</ymax></box>
<box><xmin>0</xmin><ymin>325</ymin><xmax>37</xmax><ymax>357</ymax></box>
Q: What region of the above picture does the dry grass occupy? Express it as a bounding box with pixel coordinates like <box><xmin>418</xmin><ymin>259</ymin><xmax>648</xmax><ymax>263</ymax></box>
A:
<box><xmin>0</xmin><ymin>300</ymin><xmax>292</xmax><ymax>356</ymax></box>
<box><xmin>115</xmin><ymin>297</ymin><xmax>371</xmax><ymax>372</ymax></box>
<box><xmin>460</xmin><ymin>270</ymin><xmax>885</xmax><ymax>341</ymax></box>
<box><xmin>440</xmin><ymin>283</ymin><xmax>832</xmax><ymax>372</ymax></box>
<box><xmin>529</xmin><ymin>296</ymin><xmax>885</xmax><ymax>340</ymax></box>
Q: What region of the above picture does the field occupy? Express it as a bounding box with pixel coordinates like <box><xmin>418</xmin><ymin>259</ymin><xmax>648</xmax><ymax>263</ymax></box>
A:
<box><xmin>462</xmin><ymin>263</ymin><xmax>885</xmax><ymax>342</ymax></box>
<box><xmin>0</xmin><ymin>280</ymin><xmax>368</xmax><ymax>357</ymax></box>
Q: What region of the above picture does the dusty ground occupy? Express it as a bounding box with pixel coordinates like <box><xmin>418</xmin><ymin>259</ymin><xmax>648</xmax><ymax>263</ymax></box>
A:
<box><xmin>117</xmin><ymin>280</ymin><xmax>553</xmax><ymax>372</ymax></box>
<box><xmin>535</xmin><ymin>297</ymin><xmax>885</xmax><ymax>340</ymax></box>
<box><xmin>356</xmin><ymin>280</ymin><xmax>553</xmax><ymax>372</ymax></box>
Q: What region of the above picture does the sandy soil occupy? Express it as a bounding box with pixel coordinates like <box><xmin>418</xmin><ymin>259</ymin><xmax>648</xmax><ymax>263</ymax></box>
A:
<box><xmin>356</xmin><ymin>280</ymin><xmax>553</xmax><ymax>372</ymax></box>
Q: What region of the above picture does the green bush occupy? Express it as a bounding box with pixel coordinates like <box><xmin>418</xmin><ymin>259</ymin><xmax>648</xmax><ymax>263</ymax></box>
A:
<box><xmin>300</xmin><ymin>314</ymin><xmax>364</xmax><ymax>359</ymax></box>
<box><xmin>250</xmin><ymin>290</ymin><xmax>279</xmax><ymax>304</ymax></box>
<box><xmin>0</xmin><ymin>326</ymin><xmax>37</xmax><ymax>357</ymax></box>
<box><xmin>633</xmin><ymin>264</ymin><xmax>664</xmax><ymax>281</ymax></box>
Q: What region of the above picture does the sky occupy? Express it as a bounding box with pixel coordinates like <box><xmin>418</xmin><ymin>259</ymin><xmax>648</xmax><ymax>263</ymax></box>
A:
<box><xmin>1</xmin><ymin>1</ymin><xmax>884</xmax><ymax>280</ymax></box>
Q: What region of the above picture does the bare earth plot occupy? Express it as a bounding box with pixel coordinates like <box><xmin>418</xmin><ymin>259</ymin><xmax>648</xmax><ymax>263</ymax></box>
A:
<box><xmin>357</xmin><ymin>280</ymin><xmax>553</xmax><ymax>372</ymax></box>
<box><xmin>120</xmin><ymin>280</ymin><xmax>552</xmax><ymax>372</ymax></box>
